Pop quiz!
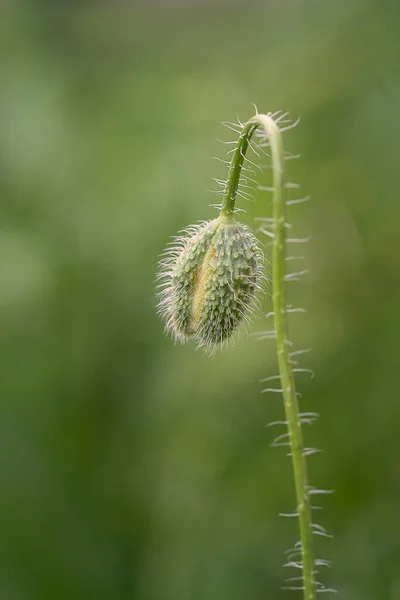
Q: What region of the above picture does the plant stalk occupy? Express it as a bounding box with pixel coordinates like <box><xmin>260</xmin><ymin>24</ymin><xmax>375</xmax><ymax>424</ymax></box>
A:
<box><xmin>220</xmin><ymin>113</ymin><xmax>316</xmax><ymax>600</ymax></box>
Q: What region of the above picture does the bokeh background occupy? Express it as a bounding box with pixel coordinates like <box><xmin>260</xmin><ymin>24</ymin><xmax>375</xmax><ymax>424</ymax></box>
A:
<box><xmin>1</xmin><ymin>1</ymin><xmax>399</xmax><ymax>598</ymax></box>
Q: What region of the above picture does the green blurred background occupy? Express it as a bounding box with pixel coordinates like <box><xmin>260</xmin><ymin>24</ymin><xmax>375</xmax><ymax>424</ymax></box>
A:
<box><xmin>0</xmin><ymin>1</ymin><xmax>399</xmax><ymax>598</ymax></box>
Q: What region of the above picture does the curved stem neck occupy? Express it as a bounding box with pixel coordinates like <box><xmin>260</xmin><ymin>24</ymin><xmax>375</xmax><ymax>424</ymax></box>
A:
<box><xmin>220</xmin><ymin>120</ymin><xmax>257</xmax><ymax>217</ymax></box>
<box><xmin>220</xmin><ymin>114</ymin><xmax>284</xmax><ymax>218</ymax></box>
<box><xmin>221</xmin><ymin>114</ymin><xmax>316</xmax><ymax>600</ymax></box>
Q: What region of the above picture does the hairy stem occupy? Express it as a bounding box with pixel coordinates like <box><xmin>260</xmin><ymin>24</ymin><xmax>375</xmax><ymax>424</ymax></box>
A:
<box><xmin>220</xmin><ymin>114</ymin><xmax>316</xmax><ymax>600</ymax></box>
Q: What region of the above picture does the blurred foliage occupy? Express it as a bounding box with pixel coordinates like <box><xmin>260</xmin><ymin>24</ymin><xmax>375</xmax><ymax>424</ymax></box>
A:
<box><xmin>0</xmin><ymin>0</ymin><xmax>400</xmax><ymax>598</ymax></box>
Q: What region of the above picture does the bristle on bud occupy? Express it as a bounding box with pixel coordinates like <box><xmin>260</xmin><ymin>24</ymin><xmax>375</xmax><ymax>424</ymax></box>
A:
<box><xmin>157</xmin><ymin>216</ymin><xmax>264</xmax><ymax>351</ymax></box>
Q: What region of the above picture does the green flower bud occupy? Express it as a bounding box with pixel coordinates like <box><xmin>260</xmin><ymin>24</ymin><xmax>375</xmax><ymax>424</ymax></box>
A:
<box><xmin>157</xmin><ymin>215</ymin><xmax>264</xmax><ymax>351</ymax></box>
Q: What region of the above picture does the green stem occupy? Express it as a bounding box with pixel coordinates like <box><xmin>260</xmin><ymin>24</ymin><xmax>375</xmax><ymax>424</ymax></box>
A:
<box><xmin>220</xmin><ymin>114</ymin><xmax>316</xmax><ymax>600</ymax></box>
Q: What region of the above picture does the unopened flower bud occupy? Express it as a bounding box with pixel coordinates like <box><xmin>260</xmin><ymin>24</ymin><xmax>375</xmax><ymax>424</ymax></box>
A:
<box><xmin>157</xmin><ymin>215</ymin><xmax>263</xmax><ymax>351</ymax></box>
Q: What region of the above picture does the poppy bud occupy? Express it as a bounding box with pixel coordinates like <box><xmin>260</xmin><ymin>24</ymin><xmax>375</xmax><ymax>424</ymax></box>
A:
<box><xmin>157</xmin><ymin>215</ymin><xmax>263</xmax><ymax>351</ymax></box>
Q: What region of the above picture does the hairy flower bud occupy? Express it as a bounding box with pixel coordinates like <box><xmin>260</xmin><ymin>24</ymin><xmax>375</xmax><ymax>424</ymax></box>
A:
<box><xmin>157</xmin><ymin>216</ymin><xmax>263</xmax><ymax>351</ymax></box>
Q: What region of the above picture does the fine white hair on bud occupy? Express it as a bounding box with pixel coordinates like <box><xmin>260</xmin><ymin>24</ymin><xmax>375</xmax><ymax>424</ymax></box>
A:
<box><xmin>157</xmin><ymin>215</ymin><xmax>264</xmax><ymax>351</ymax></box>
